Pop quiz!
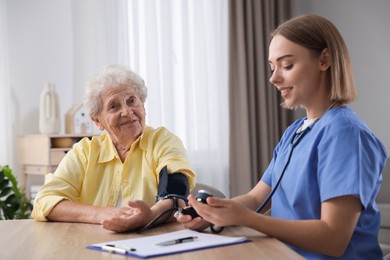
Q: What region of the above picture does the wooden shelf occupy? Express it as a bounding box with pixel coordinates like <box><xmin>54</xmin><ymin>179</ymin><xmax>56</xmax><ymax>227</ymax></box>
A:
<box><xmin>18</xmin><ymin>134</ymin><xmax>95</xmax><ymax>193</ymax></box>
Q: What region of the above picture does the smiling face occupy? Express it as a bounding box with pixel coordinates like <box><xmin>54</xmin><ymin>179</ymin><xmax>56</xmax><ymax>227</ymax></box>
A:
<box><xmin>92</xmin><ymin>84</ymin><xmax>146</xmax><ymax>147</ymax></box>
<box><xmin>268</xmin><ymin>35</ymin><xmax>331</xmax><ymax>118</ymax></box>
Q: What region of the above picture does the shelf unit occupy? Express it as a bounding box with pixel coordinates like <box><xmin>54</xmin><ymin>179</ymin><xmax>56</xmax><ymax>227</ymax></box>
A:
<box><xmin>18</xmin><ymin>134</ymin><xmax>95</xmax><ymax>197</ymax></box>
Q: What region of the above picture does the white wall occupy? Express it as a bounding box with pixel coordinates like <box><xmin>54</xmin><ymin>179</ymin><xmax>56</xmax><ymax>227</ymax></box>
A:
<box><xmin>293</xmin><ymin>0</ymin><xmax>390</xmax><ymax>154</ymax></box>
<box><xmin>6</xmin><ymin>0</ymin><xmax>122</xmax><ymax>172</ymax></box>
<box><xmin>6</xmin><ymin>0</ymin><xmax>74</xmax><ymax>172</ymax></box>
<box><xmin>8</xmin><ymin>0</ymin><xmax>74</xmax><ymax>135</ymax></box>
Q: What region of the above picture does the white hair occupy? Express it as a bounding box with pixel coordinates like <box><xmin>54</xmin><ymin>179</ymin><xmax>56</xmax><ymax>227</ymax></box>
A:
<box><xmin>83</xmin><ymin>65</ymin><xmax>148</xmax><ymax>117</ymax></box>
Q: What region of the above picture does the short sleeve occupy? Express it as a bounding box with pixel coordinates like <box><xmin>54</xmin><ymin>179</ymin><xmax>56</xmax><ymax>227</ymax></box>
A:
<box><xmin>143</xmin><ymin>127</ymin><xmax>196</xmax><ymax>190</ymax></box>
<box><xmin>317</xmin><ymin>125</ymin><xmax>385</xmax><ymax>208</ymax></box>
<box><xmin>31</xmin><ymin>138</ymin><xmax>90</xmax><ymax>221</ymax></box>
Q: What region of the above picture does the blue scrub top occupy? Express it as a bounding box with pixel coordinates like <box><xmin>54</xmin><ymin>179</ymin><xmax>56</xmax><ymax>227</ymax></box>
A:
<box><xmin>262</xmin><ymin>106</ymin><xmax>388</xmax><ymax>259</ymax></box>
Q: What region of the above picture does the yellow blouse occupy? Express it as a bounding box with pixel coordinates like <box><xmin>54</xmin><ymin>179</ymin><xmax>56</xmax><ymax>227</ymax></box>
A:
<box><xmin>32</xmin><ymin>126</ymin><xmax>196</xmax><ymax>221</ymax></box>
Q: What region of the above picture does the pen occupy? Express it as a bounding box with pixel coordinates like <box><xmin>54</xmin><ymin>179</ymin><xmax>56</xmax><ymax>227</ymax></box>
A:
<box><xmin>101</xmin><ymin>244</ymin><xmax>136</xmax><ymax>254</ymax></box>
<box><xmin>156</xmin><ymin>236</ymin><xmax>198</xmax><ymax>246</ymax></box>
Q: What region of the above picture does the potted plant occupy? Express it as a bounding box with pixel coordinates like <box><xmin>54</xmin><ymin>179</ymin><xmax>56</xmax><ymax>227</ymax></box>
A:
<box><xmin>0</xmin><ymin>165</ymin><xmax>33</xmax><ymax>219</ymax></box>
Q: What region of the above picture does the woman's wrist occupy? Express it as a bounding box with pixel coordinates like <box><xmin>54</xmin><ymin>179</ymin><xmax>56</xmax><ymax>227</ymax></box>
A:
<box><xmin>149</xmin><ymin>198</ymin><xmax>176</xmax><ymax>224</ymax></box>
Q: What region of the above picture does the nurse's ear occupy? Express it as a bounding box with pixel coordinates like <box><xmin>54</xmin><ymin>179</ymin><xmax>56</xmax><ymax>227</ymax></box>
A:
<box><xmin>319</xmin><ymin>48</ymin><xmax>331</xmax><ymax>71</ymax></box>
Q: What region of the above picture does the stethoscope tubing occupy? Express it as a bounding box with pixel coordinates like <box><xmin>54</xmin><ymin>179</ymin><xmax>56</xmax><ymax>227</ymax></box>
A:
<box><xmin>255</xmin><ymin>101</ymin><xmax>338</xmax><ymax>214</ymax></box>
<box><xmin>255</xmin><ymin>125</ymin><xmax>312</xmax><ymax>213</ymax></box>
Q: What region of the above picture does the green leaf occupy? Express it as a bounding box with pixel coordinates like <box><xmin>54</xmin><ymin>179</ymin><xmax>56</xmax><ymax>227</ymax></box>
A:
<box><xmin>2</xmin><ymin>166</ymin><xmax>20</xmax><ymax>195</ymax></box>
<box><xmin>0</xmin><ymin>178</ymin><xmax>9</xmax><ymax>190</ymax></box>
<box><xmin>0</xmin><ymin>186</ymin><xmax>11</xmax><ymax>197</ymax></box>
<box><xmin>0</xmin><ymin>165</ymin><xmax>32</xmax><ymax>219</ymax></box>
<box><xmin>5</xmin><ymin>193</ymin><xmax>18</xmax><ymax>203</ymax></box>
<box><xmin>5</xmin><ymin>195</ymin><xmax>20</xmax><ymax>211</ymax></box>
<box><xmin>2</xmin><ymin>206</ymin><xmax>15</xmax><ymax>220</ymax></box>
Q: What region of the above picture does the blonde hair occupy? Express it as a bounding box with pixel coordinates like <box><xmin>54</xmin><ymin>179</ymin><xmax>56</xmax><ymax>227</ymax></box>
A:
<box><xmin>271</xmin><ymin>14</ymin><xmax>356</xmax><ymax>104</ymax></box>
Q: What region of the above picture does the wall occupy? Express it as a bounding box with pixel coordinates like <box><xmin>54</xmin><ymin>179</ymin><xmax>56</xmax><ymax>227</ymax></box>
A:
<box><xmin>6</xmin><ymin>0</ymin><xmax>114</xmax><ymax>173</ymax></box>
<box><xmin>8</xmin><ymin>0</ymin><xmax>74</xmax><ymax>135</ymax></box>
<box><xmin>7</xmin><ymin>0</ymin><xmax>74</xmax><ymax>171</ymax></box>
<box><xmin>293</xmin><ymin>0</ymin><xmax>390</xmax><ymax>154</ymax></box>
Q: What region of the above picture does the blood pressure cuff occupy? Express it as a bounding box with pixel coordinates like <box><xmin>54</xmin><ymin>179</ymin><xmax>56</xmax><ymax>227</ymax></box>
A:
<box><xmin>155</xmin><ymin>166</ymin><xmax>189</xmax><ymax>202</ymax></box>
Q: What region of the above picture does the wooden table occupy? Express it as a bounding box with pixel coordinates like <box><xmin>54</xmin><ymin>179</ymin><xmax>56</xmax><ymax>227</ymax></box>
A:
<box><xmin>0</xmin><ymin>220</ymin><xmax>303</xmax><ymax>259</ymax></box>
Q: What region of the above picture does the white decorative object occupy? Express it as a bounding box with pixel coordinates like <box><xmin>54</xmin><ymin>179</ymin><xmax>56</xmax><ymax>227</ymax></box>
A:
<box><xmin>39</xmin><ymin>82</ymin><xmax>61</xmax><ymax>134</ymax></box>
<box><xmin>65</xmin><ymin>102</ymin><xmax>99</xmax><ymax>134</ymax></box>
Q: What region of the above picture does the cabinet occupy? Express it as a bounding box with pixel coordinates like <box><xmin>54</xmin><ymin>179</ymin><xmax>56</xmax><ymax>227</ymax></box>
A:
<box><xmin>18</xmin><ymin>134</ymin><xmax>95</xmax><ymax>196</ymax></box>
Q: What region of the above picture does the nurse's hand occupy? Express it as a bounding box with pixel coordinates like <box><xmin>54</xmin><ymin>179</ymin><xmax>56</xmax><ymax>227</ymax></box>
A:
<box><xmin>187</xmin><ymin>194</ymin><xmax>253</xmax><ymax>228</ymax></box>
<box><xmin>176</xmin><ymin>194</ymin><xmax>211</xmax><ymax>231</ymax></box>
<box><xmin>176</xmin><ymin>211</ymin><xmax>211</xmax><ymax>231</ymax></box>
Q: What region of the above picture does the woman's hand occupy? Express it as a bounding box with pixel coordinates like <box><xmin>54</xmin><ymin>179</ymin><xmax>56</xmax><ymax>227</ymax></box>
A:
<box><xmin>186</xmin><ymin>194</ymin><xmax>253</xmax><ymax>228</ymax></box>
<box><xmin>176</xmin><ymin>195</ymin><xmax>210</xmax><ymax>231</ymax></box>
<box><xmin>100</xmin><ymin>200</ymin><xmax>152</xmax><ymax>232</ymax></box>
<box><xmin>176</xmin><ymin>212</ymin><xmax>211</xmax><ymax>232</ymax></box>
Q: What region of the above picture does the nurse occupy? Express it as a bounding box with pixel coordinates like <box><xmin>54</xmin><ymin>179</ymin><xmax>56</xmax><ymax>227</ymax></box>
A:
<box><xmin>177</xmin><ymin>14</ymin><xmax>388</xmax><ymax>259</ymax></box>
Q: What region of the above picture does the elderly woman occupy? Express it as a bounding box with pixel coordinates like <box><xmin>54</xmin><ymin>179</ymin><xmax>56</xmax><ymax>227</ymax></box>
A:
<box><xmin>32</xmin><ymin>65</ymin><xmax>196</xmax><ymax>232</ymax></box>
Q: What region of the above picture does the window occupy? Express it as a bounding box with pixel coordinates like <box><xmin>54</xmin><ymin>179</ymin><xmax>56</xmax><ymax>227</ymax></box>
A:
<box><xmin>127</xmin><ymin>0</ymin><xmax>229</xmax><ymax>195</ymax></box>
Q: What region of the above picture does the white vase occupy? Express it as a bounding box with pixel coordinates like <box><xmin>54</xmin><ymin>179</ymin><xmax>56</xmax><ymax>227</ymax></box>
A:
<box><xmin>39</xmin><ymin>82</ymin><xmax>61</xmax><ymax>134</ymax></box>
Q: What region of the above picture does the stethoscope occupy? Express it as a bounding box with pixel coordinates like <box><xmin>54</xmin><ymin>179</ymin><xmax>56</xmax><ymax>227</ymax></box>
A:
<box><xmin>255</xmin><ymin>101</ymin><xmax>338</xmax><ymax>213</ymax></box>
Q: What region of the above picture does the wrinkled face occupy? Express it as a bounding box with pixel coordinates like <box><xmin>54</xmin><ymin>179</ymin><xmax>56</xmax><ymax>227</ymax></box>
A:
<box><xmin>92</xmin><ymin>84</ymin><xmax>146</xmax><ymax>145</ymax></box>
<box><xmin>268</xmin><ymin>35</ymin><xmax>326</xmax><ymax>110</ymax></box>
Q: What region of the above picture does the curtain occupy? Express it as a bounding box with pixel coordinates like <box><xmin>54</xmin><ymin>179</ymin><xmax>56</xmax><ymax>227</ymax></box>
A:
<box><xmin>228</xmin><ymin>0</ymin><xmax>293</xmax><ymax>196</ymax></box>
<box><xmin>127</xmin><ymin>0</ymin><xmax>229</xmax><ymax>196</ymax></box>
<box><xmin>71</xmin><ymin>0</ymin><xmax>129</xmax><ymax>103</ymax></box>
<box><xmin>0</xmin><ymin>0</ymin><xmax>11</xmax><ymax>166</ymax></box>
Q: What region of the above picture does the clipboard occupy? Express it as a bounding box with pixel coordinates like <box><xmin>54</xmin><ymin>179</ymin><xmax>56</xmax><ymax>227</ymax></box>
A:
<box><xmin>87</xmin><ymin>229</ymin><xmax>250</xmax><ymax>258</ymax></box>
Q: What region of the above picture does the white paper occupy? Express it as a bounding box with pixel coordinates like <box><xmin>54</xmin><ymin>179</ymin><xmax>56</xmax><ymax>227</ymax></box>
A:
<box><xmin>88</xmin><ymin>229</ymin><xmax>249</xmax><ymax>258</ymax></box>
